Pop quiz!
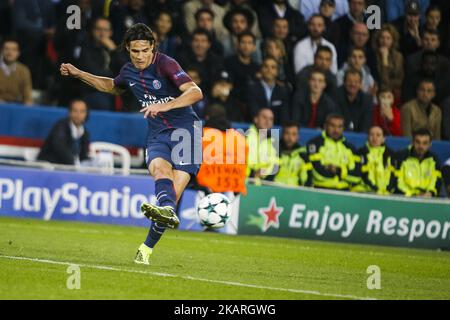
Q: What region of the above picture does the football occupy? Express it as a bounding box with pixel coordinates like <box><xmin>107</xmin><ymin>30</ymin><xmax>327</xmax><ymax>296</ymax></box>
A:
<box><xmin>197</xmin><ymin>193</ymin><xmax>232</xmax><ymax>229</ymax></box>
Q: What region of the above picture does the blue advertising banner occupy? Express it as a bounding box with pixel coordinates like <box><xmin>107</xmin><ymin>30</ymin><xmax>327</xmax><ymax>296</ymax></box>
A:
<box><xmin>0</xmin><ymin>166</ymin><xmax>204</xmax><ymax>231</ymax></box>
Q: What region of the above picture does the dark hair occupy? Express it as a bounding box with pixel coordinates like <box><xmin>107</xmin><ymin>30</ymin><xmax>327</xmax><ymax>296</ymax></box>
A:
<box><xmin>315</xmin><ymin>45</ymin><xmax>333</xmax><ymax>57</ymax></box>
<box><xmin>282</xmin><ymin>121</ymin><xmax>300</xmax><ymax>130</ymax></box>
<box><xmin>412</xmin><ymin>128</ymin><xmax>432</xmax><ymax>140</ymax></box>
<box><xmin>122</xmin><ymin>23</ymin><xmax>156</xmax><ymax>50</ymax></box>
<box><xmin>1</xmin><ymin>36</ymin><xmax>19</xmax><ymax>48</ymax></box>
<box><xmin>191</xmin><ymin>28</ymin><xmax>212</xmax><ymax>43</ymax></box>
<box><xmin>325</xmin><ymin>113</ymin><xmax>345</xmax><ymax>125</ymax></box>
<box><xmin>309</xmin><ymin>68</ymin><xmax>326</xmax><ymax>80</ymax></box>
<box><xmin>344</xmin><ymin>68</ymin><xmax>362</xmax><ymax>82</ymax></box>
<box><xmin>308</xmin><ymin>14</ymin><xmax>325</xmax><ymax>24</ymax></box>
<box><xmin>349</xmin><ymin>46</ymin><xmax>365</xmax><ymax>56</ymax></box>
<box><xmin>426</xmin><ymin>5</ymin><xmax>441</xmax><ymax>16</ymax></box>
<box><xmin>195</xmin><ymin>8</ymin><xmax>215</xmax><ymax>22</ymax></box>
<box><xmin>68</xmin><ymin>99</ymin><xmax>89</xmax><ymax>121</ymax></box>
<box><xmin>377</xmin><ymin>85</ymin><xmax>393</xmax><ymax>95</ymax></box>
<box><xmin>237</xmin><ymin>30</ymin><xmax>256</xmax><ymax>43</ymax></box>
<box><xmin>423</xmin><ymin>28</ymin><xmax>440</xmax><ymax>37</ymax></box>
<box><xmin>417</xmin><ymin>78</ymin><xmax>435</xmax><ymax>89</ymax></box>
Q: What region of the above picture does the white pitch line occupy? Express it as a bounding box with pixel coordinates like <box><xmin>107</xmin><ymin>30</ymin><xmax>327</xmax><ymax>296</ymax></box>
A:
<box><xmin>0</xmin><ymin>255</ymin><xmax>376</xmax><ymax>300</ymax></box>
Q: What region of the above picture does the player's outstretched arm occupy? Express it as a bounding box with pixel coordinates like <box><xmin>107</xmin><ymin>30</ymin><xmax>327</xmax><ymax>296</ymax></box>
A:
<box><xmin>141</xmin><ymin>81</ymin><xmax>203</xmax><ymax>118</ymax></box>
<box><xmin>60</xmin><ymin>63</ymin><xmax>124</xmax><ymax>95</ymax></box>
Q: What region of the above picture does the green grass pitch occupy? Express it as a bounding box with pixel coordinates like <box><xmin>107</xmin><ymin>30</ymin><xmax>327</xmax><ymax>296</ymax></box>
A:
<box><xmin>0</xmin><ymin>216</ymin><xmax>449</xmax><ymax>300</ymax></box>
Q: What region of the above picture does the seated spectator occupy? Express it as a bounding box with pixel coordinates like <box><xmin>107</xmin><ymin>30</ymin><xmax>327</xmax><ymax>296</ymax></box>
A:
<box><xmin>372</xmin><ymin>86</ymin><xmax>402</xmax><ymax>136</ymax></box>
<box><xmin>424</xmin><ymin>5</ymin><xmax>446</xmax><ymax>45</ymax></box>
<box><xmin>401</xmin><ymin>79</ymin><xmax>442</xmax><ymax>139</ymax></box>
<box><xmin>38</xmin><ymin>99</ymin><xmax>90</xmax><ymax>165</ymax></box>
<box><xmin>295</xmin><ymin>46</ymin><xmax>338</xmax><ymax>99</ymax></box>
<box><xmin>222</xmin><ymin>7</ymin><xmax>262</xmax><ymax>63</ymax></box>
<box><xmin>185</xmin><ymin>66</ymin><xmax>208</xmax><ymax>119</ymax></box>
<box><xmin>372</xmin><ymin>24</ymin><xmax>405</xmax><ymax>98</ymax></box>
<box><xmin>307</xmin><ymin>113</ymin><xmax>362</xmax><ymax>190</ymax></box>
<box><xmin>0</xmin><ymin>38</ymin><xmax>32</xmax><ymax>105</ymax></box>
<box><xmin>329</xmin><ymin>0</ymin><xmax>367</xmax><ymax>48</ymax></box>
<box><xmin>336</xmin><ymin>69</ymin><xmax>373</xmax><ymax>133</ymax></box>
<box><xmin>153</xmin><ymin>10</ymin><xmax>179</xmax><ymax>58</ymax></box>
<box><xmin>109</xmin><ymin>0</ymin><xmax>149</xmax><ymax>45</ymax></box>
<box><xmin>441</xmin><ymin>97</ymin><xmax>450</xmax><ymax>141</ymax></box>
<box><xmin>194</xmin><ymin>8</ymin><xmax>224</xmax><ymax>56</ymax></box>
<box><xmin>274</xmin><ymin>121</ymin><xmax>312</xmax><ymax>187</ymax></box>
<box><xmin>319</xmin><ymin>0</ymin><xmax>339</xmax><ymax>41</ymax></box>
<box><xmin>293</xmin><ymin>14</ymin><xmax>338</xmax><ymax>74</ymax></box>
<box><xmin>395</xmin><ymin>128</ymin><xmax>442</xmax><ymax>197</ymax></box>
<box><xmin>300</xmin><ymin>0</ymin><xmax>349</xmax><ymax>22</ymax></box>
<box><xmin>337</xmin><ymin>47</ymin><xmax>376</xmax><ymax>96</ymax></box>
<box><xmin>271</xmin><ymin>17</ymin><xmax>297</xmax><ymax>57</ymax></box>
<box><xmin>355</xmin><ymin>126</ymin><xmax>396</xmax><ymax>194</ymax></box>
<box><xmin>223</xmin><ymin>0</ymin><xmax>262</xmax><ymax>39</ymax></box>
<box><xmin>183</xmin><ymin>0</ymin><xmax>227</xmax><ymax>40</ymax></box>
<box><xmin>393</xmin><ymin>0</ymin><xmax>423</xmax><ymax>57</ymax></box>
<box><xmin>224</xmin><ymin>31</ymin><xmax>259</xmax><ymax>108</ymax></box>
<box><xmin>262</xmin><ymin>38</ymin><xmax>293</xmax><ymax>85</ymax></box>
<box><xmin>292</xmin><ymin>69</ymin><xmax>337</xmax><ymax>129</ymax></box>
<box><xmin>246</xmin><ymin>108</ymin><xmax>279</xmax><ymax>182</ymax></box>
<box><xmin>78</xmin><ymin>17</ymin><xmax>117</xmax><ymax>111</ymax></box>
<box><xmin>402</xmin><ymin>50</ymin><xmax>450</xmax><ymax>105</ymax></box>
<box><xmin>257</xmin><ymin>0</ymin><xmax>306</xmax><ymax>40</ymax></box>
<box><xmin>177</xmin><ymin>28</ymin><xmax>224</xmax><ymax>95</ymax></box>
<box><xmin>405</xmin><ymin>29</ymin><xmax>450</xmax><ymax>77</ymax></box>
<box><xmin>247</xmin><ymin>57</ymin><xmax>291</xmax><ymax>125</ymax></box>
<box><xmin>443</xmin><ymin>159</ymin><xmax>450</xmax><ymax>196</ymax></box>
<box><xmin>209</xmin><ymin>70</ymin><xmax>243</xmax><ymax>122</ymax></box>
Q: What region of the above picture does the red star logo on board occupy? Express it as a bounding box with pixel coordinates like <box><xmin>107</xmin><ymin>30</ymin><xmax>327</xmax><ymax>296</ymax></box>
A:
<box><xmin>258</xmin><ymin>197</ymin><xmax>283</xmax><ymax>232</ymax></box>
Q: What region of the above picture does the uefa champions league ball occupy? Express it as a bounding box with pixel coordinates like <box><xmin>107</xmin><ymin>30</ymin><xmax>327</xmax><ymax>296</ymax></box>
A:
<box><xmin>197</xmin><ymin>193</ymin><xmax>232</xmax><ymax>229</ymax></box>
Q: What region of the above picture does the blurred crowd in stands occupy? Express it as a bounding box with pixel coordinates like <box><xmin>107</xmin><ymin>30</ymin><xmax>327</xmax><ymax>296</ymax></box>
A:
<box><xmin>1</xmin><ymin>0</ymin><xmax>450</xmax><ymax>197</ymax></box>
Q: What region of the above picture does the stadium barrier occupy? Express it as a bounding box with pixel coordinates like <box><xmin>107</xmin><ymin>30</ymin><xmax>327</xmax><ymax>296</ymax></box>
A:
<box><xmin>238</xmin><ymin>182</ymin><xmax>450</xmax><ymax>250</ymax></box>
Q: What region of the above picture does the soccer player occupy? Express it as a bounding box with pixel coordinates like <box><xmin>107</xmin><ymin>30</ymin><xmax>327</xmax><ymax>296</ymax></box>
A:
<box><xmin>60</xmin><ymin>23</ymin><xmax>203</xmax><ymax>265</ymax></box>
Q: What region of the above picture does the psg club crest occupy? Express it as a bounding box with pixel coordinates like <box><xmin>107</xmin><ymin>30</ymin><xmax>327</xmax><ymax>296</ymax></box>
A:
<box><xmin>152</xmin><ymin>80</ymin><xmax>162</xmax><ymax>90</ymax></box>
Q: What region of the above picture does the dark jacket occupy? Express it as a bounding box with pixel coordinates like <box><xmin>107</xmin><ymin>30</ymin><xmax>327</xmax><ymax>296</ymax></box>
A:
<box><xmin>336</xmin><ymin>87</ymin><xmax>374</xmax><ymax>133</ymax></box>
<box><xmin>38</xmin><ymin>118</ymin><xmax>90</xmax><ymax>165</ymax></box>
<box><xmin>443</xmin><ymin>98</ymin><xmax>450</xmax><ymax>141</ymax></box>
<box><xmin>247</xmin><ymin>79</ymin><xmax>291</xmax><ymax>125</ymax></box>
<box><xmin>291</xmin><ymin>88</ymin><xmax>337</xmax><ymax>129</ymax></box>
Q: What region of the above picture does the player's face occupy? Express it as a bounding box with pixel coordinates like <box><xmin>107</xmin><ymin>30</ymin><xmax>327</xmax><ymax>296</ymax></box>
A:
<box><xmin>325</xmin><ymin>118</ymin><xmax>344</xmax><ymax>140</ymax></box>
<box><xmin>368</xmin><ymin>127</ymin><xmax>385</xmax><ymax>147</ymax></box>
<box><xmin>128</xmin><ymin>40</ymin><xmax>154</xmax><ymax>70</ymax></box>
<box><xmin>282</xmin><ymin>126</ymin><xmax>299</xmax><ymax>149</ymax></box>
<box><xmin>69</xmin><ymin>101</ymin><xmax>88</xmax><ymax>127</ymax></box>
<box><xmin>2</xmin><ymin>42</ymin><xmax>20</xmax><ymax>64</ymax></box>
<box><xmin>413</xmin><ymin>135</ymin><xmax>432</xmax><ymax>157</ymax></box>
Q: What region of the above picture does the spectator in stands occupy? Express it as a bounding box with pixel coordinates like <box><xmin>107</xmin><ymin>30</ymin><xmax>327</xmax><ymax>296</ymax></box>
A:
<box><xmin>38</xmin><ymin>99</ymin><xmax>90</xmax><ymax>165</ymax></box>
<box><xmin>337</xmin><ymin>47</ymin><xmax>376</xmax><ymax>96</ymax></box>
<box><xmin>145</xmin><ymin>0</ymin><xmax>184</xmax><ymax>35</ymax></box>
<box><xmin>443</xmin><ymin>160</ymin><xmax>450</xmax><ymax>196</ymax></box>
<box><xmin>153</xmin><ymin>11</ymin><xmax>179</xmax><ymax>58</ymax></box>
<box><xmin>110</xmin><ymin>0</ymin><xmax>149</xmax><ymax>45</ymax></box>
<box><xmin>222</xmin><ymin>7</ymin><xmax>262</xmax><ymax>62</ymax></box>
<box><xmin>271</xmin><ymin>17</ymin><xmax>295</xmax><ymax>51</ymax></box>
<box><xmin>424</xmin><ymin>5</ymin><xmax>445</xmax><ymax>43</ymax></box>
<box><xmin>307</xmin><ymin>113</ymin><xmax>361</xmax><ymax>190</ymax></box>
<box><xmin>274</xmin><ymin>121</ymin><xmax>312</xmax><ymax>187</ymax></box>
<box><xmin>12</xmin><ymin>0</ymin><xmax>56</xmax><ymax>89</ymax></box>
<box><xmin>329</xmin><ymin>0</ymin><xmax>367</xmax><ymax>48</ymax></box>
<box><xmin>401</xmin><ymin>79</ymin><xmax>442</xmax><ymax>139</ymax></box>
<box><xmin>257</xmin><ymin>0</ymin><xmax>307</xmax><ymax>41</ymax></box>
<box><xmin>395</xmin><ymin>128</ymin><xmax>442</xmax><ymax>197</ymax></box>
<box><xmin>224</xmin><ymin>31</ymin><xmax>259</xmax><ymax>107</ymax></box>
<box><xmin>355</xmin><ymin>126</ymin><xmax>396</xmax><ymax>194</ymax></box>
<box><xmin>441</xmin><ymin>97</ymin><xmax>450</xmax><ymax>140</ymax></box>
<box><xmin>262</xmin><ymin>38</ymin><xmax>293</xmax><ymax>85</ymax></box>
<box><xmin>386</xmin><ymin>0</ymin><xmax>429</xmax><ymax>23</ymax></box>
<box><xmin>319</xmin><ymin>0</ymin><xmax>338</xmax><ymax>41</ymax></box>
<box><xmin>78</xmin><ymin>17</ymin><xmax>116</xmax><ymax>111</ymax></box>
<box><xmin>405</xmin><ymin>29</ymin><xmax>450</xmax><ymax>77</ymax></box>
<box><xmin>293</xmin><ymin>14</ymin><xmax>338</xmax><ymax>74</ymax></box>
<box><xmin>246</xmin><ymin>108</ymin><xmax>279</xmax><ymax>183</ymax></box>
<box><xmin>0</xmin><ymin>38</ymin><xmax>33</xmax><ymax>105</ymax></box>
<box><xmin>393</xmin><ymin>0</ymin><xmax>423</xmax><ymax>56</ymax></box>
<box><xmin>209</xmin><ymin>70</ymin><xmax>242</xmax><ymax>122</ymax></box>
<box><xmin>177</xmin><ymin>28</ymin><xmax>224</xmax><ymax>95</ymax></box>
<box><xmin>372</xmin><ymin>24</ymin><xmax>404</xmax><ymax>98</ymax></box>
<box><xmin>295</xmin><ymin>46</ymin><xmax>338</xmax><ymax>100</ymax></box>
<box><xmin>183</xmin><ymin>0</ymin><xmax>227</xmax><ymax>40</ymax></box>
<box><xmin>292</xmin><ymin>69</ymin><xmax>337</xmax><ymax>129</ymax></box>
<box><xmin>194</xmin><ymin>8</ymin><xmax>224</xmax><ymax>56</ymax></box>
<box><xmin>403</xmin><ymin>50</ymin><xmax>450</xmax><ymax>105</ymax></box>
<box><xmin>337</xmin><ymin>68</ymin><xmax>373</xmax><ymax>133</ymax></box>
<box><xmin>372</xmin><ymin>86</ymin><xmax>402</xmax><ymax>136</ymax></box>
<box><xmin>223</xmin><ymin>0</ymin><xmax>261</xmax><ymax>39</ymax></box>
<box><xmin>247</xmin><ymin>57</ymin><xmax>290</xmax><ymax>125</ymax></box>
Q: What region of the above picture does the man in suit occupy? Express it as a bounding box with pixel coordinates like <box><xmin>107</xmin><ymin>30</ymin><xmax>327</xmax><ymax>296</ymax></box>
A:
<box><xmin>38</xmin><ymin>99</ymin><xmax>90</xmax><ymax>165</ymax></box>
<box><xmin>247</xmin><ymin>57</ymin><xmax>291</xmax><ymax>125</ymax></box>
